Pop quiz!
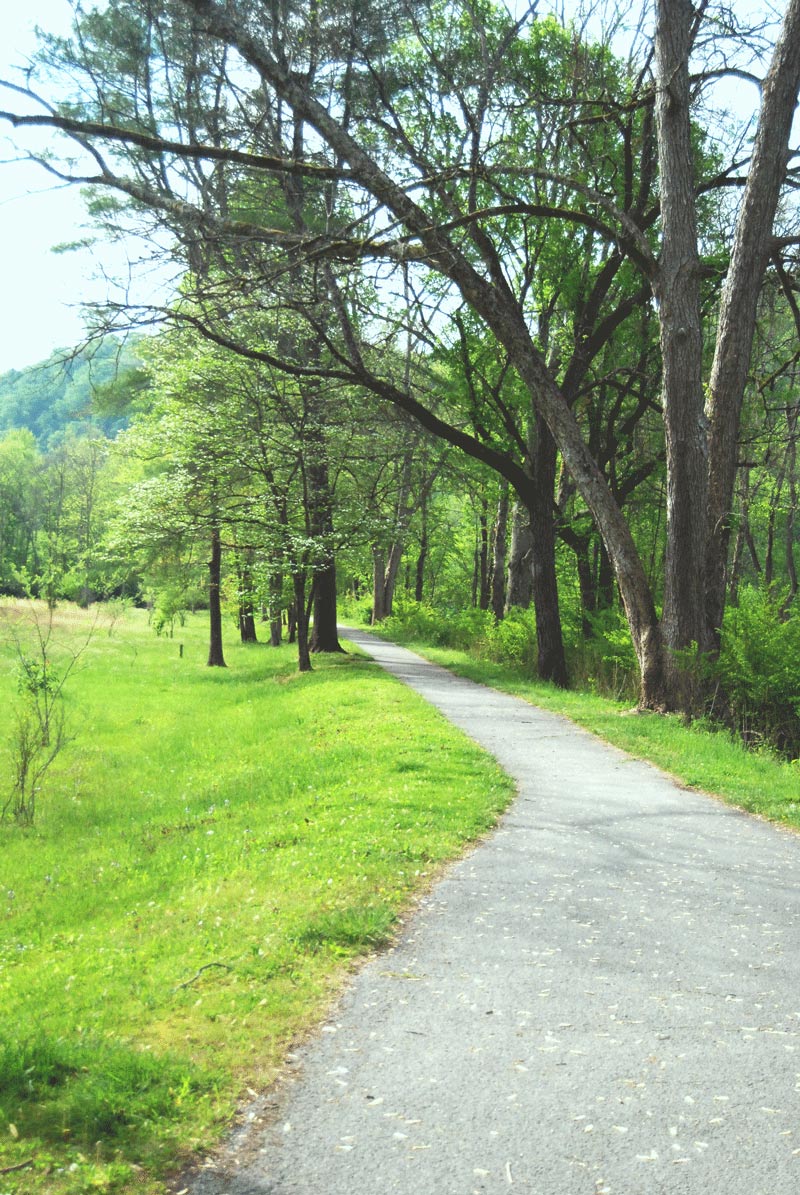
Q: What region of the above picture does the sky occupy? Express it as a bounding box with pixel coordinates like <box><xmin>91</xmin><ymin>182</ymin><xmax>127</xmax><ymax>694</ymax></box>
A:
<box><xmin>0</xmin><ymin>0</ymin><xmax>782</xmax><ymax>376</ymax></box>
<box><xmin>0</xmin><ymin>0</ymin><xmax>165</xmax><ymax>374</ymax></box>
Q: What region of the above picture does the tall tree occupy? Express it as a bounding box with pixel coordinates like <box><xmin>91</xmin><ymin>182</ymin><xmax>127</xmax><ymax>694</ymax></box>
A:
<box><xmin>5</xmin><ymin>0</ymin><xmax>800</xmax><ymax>708</ymax></box>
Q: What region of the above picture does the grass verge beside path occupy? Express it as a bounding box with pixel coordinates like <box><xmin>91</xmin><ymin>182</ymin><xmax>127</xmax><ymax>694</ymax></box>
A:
<box><xmin>366</xmin><ymin>630</ymin><xmax>800</xmax><ymax>832</ymax></box>
<box><xmin>0</xmin><ymin>606</ymin><xmax>513</xmax><ymax>1195</ymax></box>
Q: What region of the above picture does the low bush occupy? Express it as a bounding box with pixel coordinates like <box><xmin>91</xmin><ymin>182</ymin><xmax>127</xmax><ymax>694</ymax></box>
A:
<box><xmin>709</xmin><ymin>584</ymin><xmax>800</xmax><ymax>757</ymax></box>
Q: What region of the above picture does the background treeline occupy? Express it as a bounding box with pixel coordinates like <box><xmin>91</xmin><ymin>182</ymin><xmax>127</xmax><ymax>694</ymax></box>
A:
<box><xmin>1</xmin><ymin>311</ymin><xmax>798</xmax><ymax>756</ymax></box>
<box><xmin>2</xmin><ymin>0</ymin><xmax>800</xmax><ymax>752</ymax></box>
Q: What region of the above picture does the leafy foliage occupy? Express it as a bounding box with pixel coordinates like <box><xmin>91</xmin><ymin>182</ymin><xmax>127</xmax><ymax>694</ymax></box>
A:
<box><xmin>710</xmin><ymin>584</ymin><xmax>800</xmax><ymax>756</ymax></box>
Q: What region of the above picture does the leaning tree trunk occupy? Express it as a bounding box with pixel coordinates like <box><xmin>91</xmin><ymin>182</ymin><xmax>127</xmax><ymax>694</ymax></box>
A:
<box><xmin>207</xmin><ymin>522</ymin><xmax>226</xmax><ymax>668</ymax></box>
<box><xmin>190</xmin><ymin>11</ymin><xmax>668</xmax><ymax>706</ymax></box>
<box><xmin>705</xmin><ymin>0</ymin><xmax>800</xmax><ymax>644</ymax></box>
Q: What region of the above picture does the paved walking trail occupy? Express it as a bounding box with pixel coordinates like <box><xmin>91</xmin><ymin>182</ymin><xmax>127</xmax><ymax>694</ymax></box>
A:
<box><xmin>187</xmin><ymin>628</ymin><xmax>800</xmax><ymax>1195</ymax></box>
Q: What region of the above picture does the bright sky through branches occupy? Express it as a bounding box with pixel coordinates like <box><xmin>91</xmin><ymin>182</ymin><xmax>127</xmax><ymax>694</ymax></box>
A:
<box><xmin>0</xmin><ymin>2</ymin><xmax>102</xmax><ymax>371</ymax></box>
<box><xmin>0</xmin><ymin>0</ymin><xmax>786</xmax><ymax>374</ymax></box>
<box><xmin>0</xmin><ymin>0</ymin><xmax>175</xmax><ymax>373</ymax></box>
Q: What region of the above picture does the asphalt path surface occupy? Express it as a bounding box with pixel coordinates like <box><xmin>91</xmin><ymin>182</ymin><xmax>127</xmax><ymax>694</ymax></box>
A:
<box><xmin>185</xmin><ymin>628</ymin><xmax>800</xmax><ymax>1195</ymax></box>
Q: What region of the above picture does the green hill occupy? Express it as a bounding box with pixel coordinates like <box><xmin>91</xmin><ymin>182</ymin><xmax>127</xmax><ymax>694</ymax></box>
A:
<box><xmin>0</xmin><ymin>338</ymin><xmax>144</xmax><ymax>445</ymax></box>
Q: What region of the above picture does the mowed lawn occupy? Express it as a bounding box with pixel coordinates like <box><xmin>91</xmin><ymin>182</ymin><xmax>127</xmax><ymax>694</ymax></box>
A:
<box><xmin>0</xmin><ymin>604</ymin><xmax>513</xmax><ymax>1195</ymax></box>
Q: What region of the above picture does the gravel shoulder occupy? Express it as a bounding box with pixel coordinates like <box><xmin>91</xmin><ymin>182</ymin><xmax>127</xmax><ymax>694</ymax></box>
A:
<box><xmin>182</xmin><ymin>627</ymin><xmax>800</xmax><ymax>1195</ymax></box>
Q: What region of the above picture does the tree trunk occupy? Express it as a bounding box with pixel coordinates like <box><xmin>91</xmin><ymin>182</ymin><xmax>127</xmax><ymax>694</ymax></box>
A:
<box><xmin>654</xmin><ymin>0</ymin><xmax>709</xmax><ymax>694</ymax></box>
<box><xmin>705</xmin><ymin>0</ymin><xmax>800</xmax><ymax>642</ymax></box>
<box><xmin>415</xmin><ymin>528</ymin><xmax>428</xmax><ymax>603</ymax></box>
<box><xmin>383</xmin><ymin>539</ymin><xmax>404</xmax><ymax>617</ymax></box>
<box><xmin>237</xmin><ymin>559</ymin><xmax>258</xmax><ymax>644</ymax></box>
<box><xmin>268</xmin><ymin>572</ymin><xmax>283</xmax><ymax>646</ymax></box>
<box><xmin>207</xmin><ymin>523</ymin><xmax>226</xmax><ymax>668</ymax></box>
<box><xmin>505</xmin><ymin>503</ymin><xmax>534</xmax><ymax>611</ymax></box>
<box><xmin>478</xmin><ymin>500</ymin><xmax>490</xmax><ymax>610</ymax></box>
<box><xmin>239</xmin><ymin>600</ymin><xmax>258</xmax><ymax>643</ymax></box>
<box><xmin>293</xmin><ymin>572</ymin><xmax>312</xmax><ymax>672</ymax></box>
<box><xmin>597</xmin><ymin>540</ymin><xmax>616</xmax><ymax>611</ymax></box>
<box><xmin>528</xmin><ymin>417</ymin><xmax>568</xmax><ymax>686</ymax></box>
<box><xmin>787</xmin><ymin>408</ymin><xmax>798</xmax><ymax>603</ymax></box>
<box><xmin>310</xmin><ymin>560</ymin><xmax>343</xmax><ymax>651</ymax></box>
<box><xmin>490</xmin><ymin>484</ymin><xmax>509</xmax><ymax>620</ymax></box>
<box><xmin>371</xmin><ymin>545</ymin><xmax>387</xmax><ymax>623</ymax></box>
<box><xmin>573</xmin><ymin>536</ymin><xmax>596</xmax><ymax>638</ymax></box>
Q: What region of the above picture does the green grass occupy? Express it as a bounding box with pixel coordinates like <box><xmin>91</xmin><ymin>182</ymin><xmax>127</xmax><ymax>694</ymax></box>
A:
<box><xmin>0</xmin><ymin>603</ymin><xmax>513</xmax><ymax>1195</ymax></box>
<box><xmin>368</xmin><ymin>629</ymin><xmax>800</xmax><ymax>829</ymax></box>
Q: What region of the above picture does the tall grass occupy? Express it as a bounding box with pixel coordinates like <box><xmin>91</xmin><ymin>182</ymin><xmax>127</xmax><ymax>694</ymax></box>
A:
<box><xmin>0</xmin><ymin>604</ymin><xmax>512</xmax><ymax>1194</ymax></box>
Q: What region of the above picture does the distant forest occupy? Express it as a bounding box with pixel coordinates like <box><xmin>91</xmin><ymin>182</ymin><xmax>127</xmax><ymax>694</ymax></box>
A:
<box><xmin>0</xmin><ymin>338</ymin><xmax>141</xmax><ymax>444</ymax></box>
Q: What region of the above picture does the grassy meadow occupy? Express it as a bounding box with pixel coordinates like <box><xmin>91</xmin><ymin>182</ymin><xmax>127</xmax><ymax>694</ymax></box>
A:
<box><xmin>0</xmin><ymin>603</ymin><xmax>513</xmax><ymax>1195</ymax></box>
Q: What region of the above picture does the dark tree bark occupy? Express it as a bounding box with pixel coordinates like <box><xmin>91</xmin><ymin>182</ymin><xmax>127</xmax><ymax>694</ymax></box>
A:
<box><xmin>239</xmin><ymin>600</ymin><xmax>258</xmax><ymax>643</ymax></box>
<box><xmin>787</xmin><ymin>408</ymin><xmax>799</xmax><ymax>603</ymax></box>
<box><xmin>478</xmin><ymin>499</ymin><xmax>490</xmax><ymax>611</ymax></box>
<box><xmin>371</xmin><ymin>545</ymin><xmax>386</xmax><ymax>624</ymax></box>
<box><xmin>505</xmin><ymin>503</ymin><xmax>534</xmax><ymax>612</ymax></box>
<box><xmin>653</xmin><ymin>0</ymin><xmax>709</xmax><ymax>687</ymax></box>
<box><xmin>293</xmin><ymin>572</ymin><xmax>312</xmax><ymax>671</ymax></box>
<box><xmin>310</xmin><ymin>561</ymin><xmax>343</xmax><ymax>651</ymax></box>
<box><xmin>490</xmin><ymin>484</ymin><xmax>509</xmax><ymax>620</ymax></box>
<box><xmin>415</xmin><ymin>492</ymin><xmax>429</xmax><ymax>603</ymax></box>
<box><xmin>236</xmin><ymin>557</ymin><xmax>258</xmax><ymax>643</ymax></box>
<box><xmin>527</xmin><ymin>416</ymin><xmax>568</xmax><ymax>687</ymax></box>
<box><xmin>705</xmin><ymin>0</ymin><xmax>800</xmax><ymax>641</ymax></box>
<box><xmin>207</xmin><ymin>522</ymin><xmax>226</xmax><ymax>667</ymax></box>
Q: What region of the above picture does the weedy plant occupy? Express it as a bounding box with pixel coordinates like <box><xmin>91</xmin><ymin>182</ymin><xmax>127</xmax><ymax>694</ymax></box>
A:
<box><xmin>1</xmin><ymin>600</ymin><xmax>99</xmax><ymax>824</ymax></box>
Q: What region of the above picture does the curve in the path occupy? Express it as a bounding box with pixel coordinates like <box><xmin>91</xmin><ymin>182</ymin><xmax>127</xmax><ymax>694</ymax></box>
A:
<box><xmin>185</xmin><ymin>627</ymin><xmax>800</xmax><ymax>1195</ymax></box>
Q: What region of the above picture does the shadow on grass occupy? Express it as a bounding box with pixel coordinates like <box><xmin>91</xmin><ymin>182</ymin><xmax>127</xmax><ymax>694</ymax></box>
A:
<box><xmin>0</xmin><ymin>1033</ymin><xmax>222</xmax><ymax>1159</ymax></box>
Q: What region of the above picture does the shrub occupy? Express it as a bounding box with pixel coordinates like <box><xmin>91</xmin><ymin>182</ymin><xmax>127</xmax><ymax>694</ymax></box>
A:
<box><xmin>710</xmin><ymin>584</ymin><xmax>800</xmax><ymax>756</ymax></box>
<box><xmin>484</xmin><ymin>606</ymin><xmax>538</xmax><ymax>668</ymax></box>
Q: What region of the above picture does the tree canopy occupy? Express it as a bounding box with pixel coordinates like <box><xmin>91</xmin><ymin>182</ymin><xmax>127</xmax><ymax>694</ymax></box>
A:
<box><xmin>2</xmin><ymin>0</ymin><xmax>800</xmax><ymax>711</ymax></box>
